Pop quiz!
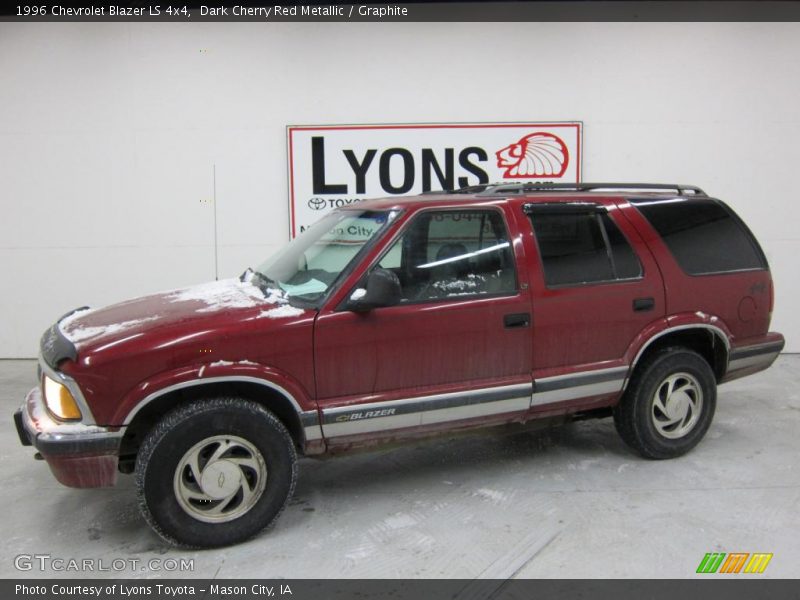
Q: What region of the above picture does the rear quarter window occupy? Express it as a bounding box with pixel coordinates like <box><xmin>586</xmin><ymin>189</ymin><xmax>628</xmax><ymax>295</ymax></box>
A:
<box><xmin>632</xmin><ymin>199</ymin><xmax>766</xmax><ymax>275</ymax></box>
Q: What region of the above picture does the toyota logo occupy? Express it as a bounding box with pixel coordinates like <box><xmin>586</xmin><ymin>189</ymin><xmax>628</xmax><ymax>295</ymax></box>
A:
<box><xmin>308</xmin><ymin>197</ymin><xmax>326</xmax><ymax>210</ymax></box>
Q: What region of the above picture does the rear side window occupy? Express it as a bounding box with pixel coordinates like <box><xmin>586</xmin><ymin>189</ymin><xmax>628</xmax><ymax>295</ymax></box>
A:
<box><xmin>632</xmin><ymin>199</ymin><xmax>766</xmax><ymax>275</ymax></box>
<box><xmin>528</xmin><ymin>209</ymin><xmax>642</xmax><ymax>287</ymax></box>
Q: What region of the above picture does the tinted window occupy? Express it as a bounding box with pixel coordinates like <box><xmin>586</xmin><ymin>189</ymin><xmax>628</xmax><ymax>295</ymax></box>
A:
<box><xmin>378</xmin><ymin>210</ymin><xmax>517</xmax><ymax>301</ymax></box>
<box><xmin>529</xmin><ymin>211</ymin><xmax>642</xmax><ymax>287</ymax></box>
<box><xmin>633</xmin><ymin>199</ymin><xmax>765</xmax><ymax>275</ymax></box>
<box><xmin>602</xmin><ymin>213</ymin><xmax>642</xmax><ymax>279</ymax></box>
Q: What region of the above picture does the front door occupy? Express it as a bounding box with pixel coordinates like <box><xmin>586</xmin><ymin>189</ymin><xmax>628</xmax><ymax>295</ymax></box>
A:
<box><xmin>314</xmin><ymin>207</ymin><xmax>533</xmax><ymax>444</ymax></box>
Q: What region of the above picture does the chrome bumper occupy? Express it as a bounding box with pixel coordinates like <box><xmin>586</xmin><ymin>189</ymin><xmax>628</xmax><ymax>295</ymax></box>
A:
<box><xmin>15</xmin><ymin>387</ymin><xmax>123</xmax><ymax>488</ymax></box>
<box><xmin>722</xmin><ymin>335</ymin><xmax>785</xmax><ymax>383</ymax></box>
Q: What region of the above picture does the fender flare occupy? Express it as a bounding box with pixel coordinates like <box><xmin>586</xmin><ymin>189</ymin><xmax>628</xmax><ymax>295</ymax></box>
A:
<box><xmin>622</xmin><ymin>320</ymin><xmax>731</xmax><ymax>392</ymax></box>
<box><xmin>117</xmin><ymin>364</ymin><xmax>323</xmax><ymax>444</ymax></box>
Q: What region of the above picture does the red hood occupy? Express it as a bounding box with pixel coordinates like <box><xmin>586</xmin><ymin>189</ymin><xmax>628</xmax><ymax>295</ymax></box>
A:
<box><xmin>51</xmin><ymin>278</ymin><xmax>317</xmax><ymax>425</ymax></box>
<box><xmin>58</xmin><ymin>278</ymin><xmax>303</xmax><ymax>351</ymax></box>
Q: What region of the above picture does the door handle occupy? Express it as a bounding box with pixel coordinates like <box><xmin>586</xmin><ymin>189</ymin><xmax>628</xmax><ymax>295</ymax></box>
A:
<box><xmin>504</xmin><ymin>312</ymin><xmax>531</xmax><ymax>329</ymax></box>
<box><xmin>633</xmin><ymin>297</ymin><xmax>655</xmax><ymax>312</ymax></box>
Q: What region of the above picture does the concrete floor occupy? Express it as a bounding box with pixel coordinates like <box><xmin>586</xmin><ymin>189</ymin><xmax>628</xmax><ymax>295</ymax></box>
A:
<box><xmin>1</xmin><ymin>357</ymin><xmax>798</xmax><ymax>579</ymax></box>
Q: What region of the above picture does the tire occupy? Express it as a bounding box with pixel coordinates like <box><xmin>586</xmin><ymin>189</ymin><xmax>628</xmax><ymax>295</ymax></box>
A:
<box><xmin>135</xmin><ymin>397</ymin><xmax>297</xmax><ymax>548</ymax></box>
<box><xmin>613</xmin><ymin>347</ymin><xmax>716</xmax><ymax>460</ymax></box>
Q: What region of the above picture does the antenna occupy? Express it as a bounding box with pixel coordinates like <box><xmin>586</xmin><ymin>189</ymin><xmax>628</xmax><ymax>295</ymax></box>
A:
<box><xmin>213</xmin><ymin>163</ymin><xmax>219</xmax><ymax>281</ymax></box>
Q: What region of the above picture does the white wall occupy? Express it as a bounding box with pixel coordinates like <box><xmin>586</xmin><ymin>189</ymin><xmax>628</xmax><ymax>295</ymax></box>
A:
<box><xmin>1</xmin><ymin>22</ymin><xmax>798</xmax><ymax>356</ymax></box>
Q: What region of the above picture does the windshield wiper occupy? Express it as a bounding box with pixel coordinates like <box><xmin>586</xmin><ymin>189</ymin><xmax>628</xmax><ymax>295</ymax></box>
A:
<box><xmin>241</xmin><ymin>268</ymin><xmax>274</xmax><ymax>290</ymax></box>
<box><xmin>245</xmin><ymin>269</ymin><xmax>289</xmax><ymax>302</ymax></box>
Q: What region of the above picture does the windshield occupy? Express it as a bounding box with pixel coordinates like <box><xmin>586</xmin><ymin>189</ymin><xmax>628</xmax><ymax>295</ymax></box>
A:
<box><xmin>255</xmin><ymin>209</ymin><xmax>396</xmax><ymax>304</ymax></box>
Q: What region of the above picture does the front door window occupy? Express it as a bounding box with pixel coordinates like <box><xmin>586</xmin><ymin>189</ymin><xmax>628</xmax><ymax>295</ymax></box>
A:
<box><xmin>377</xmin><ymin>209</ymin><xmax>517</xmax><ymax>302</ymax></box>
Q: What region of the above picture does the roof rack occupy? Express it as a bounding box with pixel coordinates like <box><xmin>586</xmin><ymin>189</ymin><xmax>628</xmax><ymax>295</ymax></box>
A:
<box><xmin>449</xmin><ymin>182</ymin><xmax>706</xmax><ymax>196</ymax></box>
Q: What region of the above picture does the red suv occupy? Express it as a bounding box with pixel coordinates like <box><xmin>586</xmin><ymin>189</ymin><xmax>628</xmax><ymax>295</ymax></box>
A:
<box><xmin>15</xmin><ymin>183</ymin><xmax>784</xmax><ymax>547</ymax></box>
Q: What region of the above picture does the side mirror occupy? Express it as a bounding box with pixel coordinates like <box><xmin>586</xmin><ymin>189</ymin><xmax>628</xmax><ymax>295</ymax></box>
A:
<box><xmin>347</xmin><ymin>268</ymin><xmax>401</xmax><ymax>311</ymax></box>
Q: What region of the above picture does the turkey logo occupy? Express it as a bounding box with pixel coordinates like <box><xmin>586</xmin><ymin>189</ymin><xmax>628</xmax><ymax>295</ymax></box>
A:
<box><xmin>495</xmin><ymin>132</ymin><xmax>569</xmax><ymax>179</ymax></box>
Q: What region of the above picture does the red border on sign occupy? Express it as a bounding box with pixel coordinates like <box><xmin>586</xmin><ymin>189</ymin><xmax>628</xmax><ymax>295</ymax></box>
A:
<box><xmin>287</xmin><ymin>122</ymin><xmax>583</xmax><ymax>238</ymax></box>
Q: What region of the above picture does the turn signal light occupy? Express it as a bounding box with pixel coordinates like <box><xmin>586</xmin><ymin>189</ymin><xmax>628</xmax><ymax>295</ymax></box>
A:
<box><xmin>43</xmin><ymin>376</ymin><xmax>82</xmax><ymax>421</ymax></box>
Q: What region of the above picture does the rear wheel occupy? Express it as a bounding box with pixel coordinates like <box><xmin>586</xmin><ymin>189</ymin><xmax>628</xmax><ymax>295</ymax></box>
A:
<box><xmin>614</xmin><ymin>348</ymin><xmax>716</xmax><ymax>459</ymax></box>
<box><xmin>135</xmin><ymin>397</ymin><xmax>297</xmax><ymax>548</ymax></box>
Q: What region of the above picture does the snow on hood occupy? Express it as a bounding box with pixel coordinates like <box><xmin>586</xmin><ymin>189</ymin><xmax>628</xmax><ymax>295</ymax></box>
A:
<box><xmin>164</xmin><ymin>278</ymin><xmax>269</xmax><ymax>312</ymax></box>
<box><xmin>58</xmin><ymin>278</ymin><xmax>303</xmax><ymax>347</ymax></box>
<box><xmin>257</xmin><ymin>304</ymin><xmax>305</xmax><ymax>319</ymax></box>
<box><xmin>63</xmin><ymin>315</ymin><xmax>162</xmax><ymax>343</ymax></box>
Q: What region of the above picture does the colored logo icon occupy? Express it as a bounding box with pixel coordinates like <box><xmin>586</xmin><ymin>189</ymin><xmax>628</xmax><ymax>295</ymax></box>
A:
<box><xmin>696</xmin><ymin>552</ymin><xmax>773</xmax><ymax>574</ymax></box>
<box><xmin>496</xmin><ymin>132</ymin><xmax>569</xmax><ymax>178</ymax></box>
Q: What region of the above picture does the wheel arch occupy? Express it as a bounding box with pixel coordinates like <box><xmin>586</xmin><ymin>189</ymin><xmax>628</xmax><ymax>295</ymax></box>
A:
<box><xmin>624</xmin><ymin>324</ymin><xmax>730</xmax><ymax>392</ymax></box>
<box><xmin>119</xmin><ymin>377</ymin><xmax>321</xmax><ymax>468</ymax></box>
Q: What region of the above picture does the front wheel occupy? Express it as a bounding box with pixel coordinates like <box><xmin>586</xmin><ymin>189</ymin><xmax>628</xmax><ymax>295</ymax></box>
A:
<box><xmin>135</xmin><ymin>398</ymin><xmax>297</xmax><ymax>548</ymax></box>
<box><xmin>614</xmin><ymin>348</ymin><xmax>717</xmax><ymax>459</ymax></box>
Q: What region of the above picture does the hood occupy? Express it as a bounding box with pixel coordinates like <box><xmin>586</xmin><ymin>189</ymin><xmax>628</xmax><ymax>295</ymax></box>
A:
<box><xmin>57</xmin><ymin>278</ymin><xmax>305</xmax><ymax>351</ymax></box>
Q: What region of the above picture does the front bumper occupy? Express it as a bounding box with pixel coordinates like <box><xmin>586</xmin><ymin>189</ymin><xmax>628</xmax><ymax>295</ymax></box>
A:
<box><xmin>14</xmin><ymin>387</ymin><xmax>122</xmax><ymax>488</ymax></box>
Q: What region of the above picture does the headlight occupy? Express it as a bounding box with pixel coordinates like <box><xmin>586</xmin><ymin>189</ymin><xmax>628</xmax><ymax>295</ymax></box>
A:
<box><xmin>43</xmin><ymin>376</ymin><xmax>82</xmax><ymax>421</ymax></box>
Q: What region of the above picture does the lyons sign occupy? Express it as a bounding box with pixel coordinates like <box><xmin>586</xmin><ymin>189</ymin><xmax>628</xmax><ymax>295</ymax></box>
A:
<box><xmin>287</xmin><ymin>122</ymin><xmax>583</xmax><ymax>237</ymax></box>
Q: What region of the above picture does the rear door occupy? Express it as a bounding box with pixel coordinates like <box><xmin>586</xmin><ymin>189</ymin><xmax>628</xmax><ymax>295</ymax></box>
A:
<box><xmin>313</xmin><ymin>206</ymin><xmax>534</xmax><ymax>445</ymax></box>
<box><xmin>522</xmin><ymin>201</ymin><xmax>665</xmax><ymax>408</ymax></box>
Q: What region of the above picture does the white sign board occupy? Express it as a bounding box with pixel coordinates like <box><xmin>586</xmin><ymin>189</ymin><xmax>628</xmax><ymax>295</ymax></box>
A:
<box><xmin>287</xmin><ymin>122</ymin><xmax>583</xmax><ymax>237</ymax></box>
